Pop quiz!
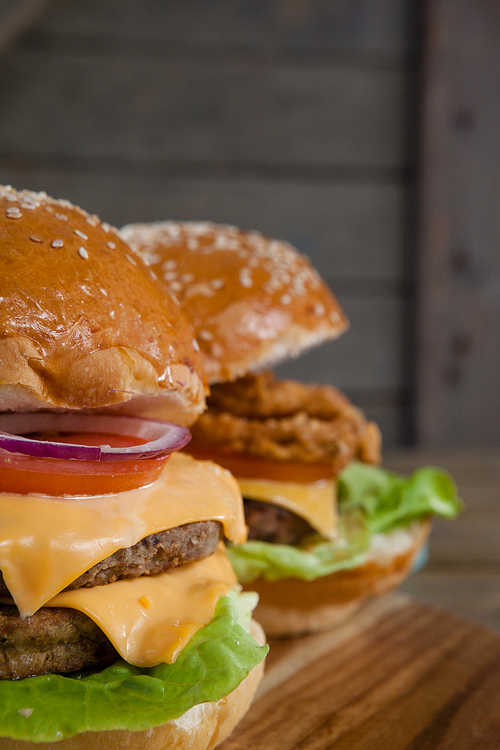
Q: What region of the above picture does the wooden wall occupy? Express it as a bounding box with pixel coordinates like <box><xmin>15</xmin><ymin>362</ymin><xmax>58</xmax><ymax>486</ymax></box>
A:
<box><xmin>418</xmin><ymin>0</ymin><xmax>500</xmax><ymax>447</ymax></box>
<box><xmin>0</xmin><ymin>0</ymin><xmax>418</xmax><ymax>446</ymax></box>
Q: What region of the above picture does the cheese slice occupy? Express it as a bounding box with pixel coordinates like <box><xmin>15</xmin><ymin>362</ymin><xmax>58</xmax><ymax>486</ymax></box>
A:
<box><xmin>0</xmin><ymin>452</ymin><xmax>245</xmax><ymax>617</ymax></box>
<box><xmin>237</xmin><ymin>477</ymin><xmax>337</xmax><ymax>539</ymax></box>
<box><xmin>48</xmin><ymin>544</ymin><xmax>236</xmax><ymax>667</ymax></box>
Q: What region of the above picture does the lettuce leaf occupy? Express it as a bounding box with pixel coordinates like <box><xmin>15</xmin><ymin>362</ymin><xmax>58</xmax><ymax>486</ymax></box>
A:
<box><xmin>230</xmin><ymin>464</ymin><xmax>462</xmax><ymax>583</ymax></box>
<box><xmin>227</xmin><ymin>512</ymin><xmax>371</xmax><ymax>584</ymax></box>
<box><xmin>0</xmin><ymin>589</ymin><xmax>268</xmax><ymax>743</ymax></box>
<box><xmin>338</xmin><ymin>462</ymin><xmax>462</xmax><ymax>533</ymax></box>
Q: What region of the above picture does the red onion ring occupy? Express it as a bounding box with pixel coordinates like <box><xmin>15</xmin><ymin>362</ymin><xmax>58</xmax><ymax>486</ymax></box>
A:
<box><xmin>0</xmin><ymin>413</ymin><xmax>191</xmax><ymax>462</ymax></box>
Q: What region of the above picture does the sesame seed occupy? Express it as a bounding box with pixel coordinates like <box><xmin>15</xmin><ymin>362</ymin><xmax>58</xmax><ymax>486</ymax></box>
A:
<box><xmin>107</xmin><ymin>241</ymin><xmax>116</xmax><ymax>250</ymax></box>
<box><xmin>5</xmin><ymin>193</ymin><xmax>17</xmax><ymax>202</ymax></box>
<box><xmin>239</xmin><ymin>268</ymin><xmax>253</xmax><ymax>288</ymax></box>
<box><xmin>212</xmin><ymin>278</ymin><xmax>225</xmax><ymax>289</ymax></box>
<box><xmin>280</xmin><ymin>294</ymin><xmax>292</xmax><ymax>306</ymax></box>
<box><xmin>309</xmin><ymin>276</ymin><xmax>321</xmax><ymax>290</ymax></box>
<box><xmin>192</xmin><ymin>338</ymin><xmax>200</xmax><ymax>352</ymax></box>
<box><xmin>125</xmin><ymin>254</ymin><xmax>137</xmax><ymax>266</ymax></box>
<box><xmin>78</xmin><ymin>247</ymin><xmax>89</xmax><ymax>259</ymax></box>
<box><xmin>6</xmin><ymin>207</ymin><xmax>22</xmax><ymax>218</ymax></box>
<box><xmin>181</xmin><ymin>273</ymin><xmax>194</xmax><ymax>283</ymax></box>
<box><xmin>330</xmin><ymin>310</ymin><xmax>340</xmax><ymax>324</ymax></box>
<box><xmin>55</xmin><ymin>213</ymin><xmax>68</xmax><ymax>221</ymax></box>
<box><xmin>169</xmin><ymin>281</ymin><xmax>182</xmax><ymax>293</ymax></box>
<box><xmin>148</xmin><ymin>268</ymin><xmax>158</xmax><ymax>281</ymax></box>
<box><xmin>313</xmin><ymin>303</ymin><xmax>325</xmax><ymax>317</ymax></box>
<box><xmin>186</xmin><ymin>238</ymin><xmax>199</xmax><ymax>250</ymax></box>
<box><xmin>166</xmin><ymin>224</ymin><xmax>181</xmax><ymax>239</ymax></box>
<box><xmin>51</xmin><ymin>239</ymin><xmax>64</xmax><ymax>249</ymax></box>
<box><xmin>101</xmin><ymin>222</ymin><xmax>111</xmax><ymax>233</ymax></box>
<box><xmin>211</xmin><ymin>342</ymin><xmax>224</xmax><ymax>358</ymax></box>
<box><xmin>214</xmin><ymin>233</ymin><xmax>235</xmax><ymax>251</ymax></box>
<box><xmin>188</xmin><ymin>221</ymin><xmax>212</xmax><ymax>236</ymax></box>
<box><xmin>163</xmin><ymin>271</ymin><xmax>178</xmax><ymax>282</ymax></box>
<box><xmin>30</xmin><ymin>235</ymin><xmax>43</xmax><ymax>243</ymax></box>
<box><xmin>196</xmin><ymin>284</ymin><xmax>216</xmax><ymax>298</ymax></box>
<box><xmin>74</xmin><ymin>229</ymin><xmax>88</xmax><ymax>241</ymax></box>
<box><xmin>162</xmin><ymin>259</ymin><xmax>177</xmax><ymax>271</ymax></box>
<box><xmin>198</xmin><ymin>329</ymin><xmax>213</xmax><ymax>341</ymax></box>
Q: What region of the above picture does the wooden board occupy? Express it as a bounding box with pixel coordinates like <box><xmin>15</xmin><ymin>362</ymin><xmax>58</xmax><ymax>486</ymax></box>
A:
<box><xmin>221</xmin><ymin>594</ymin><xmax>500</xmax><ymax>749</ymax></box>
<box><xmin>402</xmin><ymin>573</ymin><xmax>500</xmax><ymax>635</ymax></box>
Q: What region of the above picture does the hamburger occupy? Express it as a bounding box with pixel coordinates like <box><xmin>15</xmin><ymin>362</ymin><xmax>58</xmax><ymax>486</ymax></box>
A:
<box><xmin>121</xmin><ymin>220</ymin><xmax>462</xmax><ymax>637</ymax></box>
<box><xmin>0</xmin><ymin>189</ymin><xmax>267</xmax><ymax>748</ymax></box>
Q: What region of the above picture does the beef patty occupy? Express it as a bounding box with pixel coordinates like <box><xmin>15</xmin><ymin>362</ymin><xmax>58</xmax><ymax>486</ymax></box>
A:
<box><xmin>244</xmin><ymin>498</ymin><xmax>313</xmax><ymax>546</ymax></box>
<box><xmin>0</xmin><ymin>521</ymin><xmax>222</xmax><ymax>599</ymax></box>
<box><xmin>0</xmin><ymin>521</ymin><xmax>222</xmax><ymax>680</ymax></box>
<box><xmin>0</xmin><ymin>605</ymin><xmax>117</xmax><ymax>680</ymax></box>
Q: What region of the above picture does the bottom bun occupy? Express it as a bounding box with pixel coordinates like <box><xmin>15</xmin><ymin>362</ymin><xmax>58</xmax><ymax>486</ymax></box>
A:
<box><xmin>245</xmin><ymin>521</ymin><xmax>431</xmax><ymax>638</ymax></box>
<box><xmin>0</xmin><ymin>621</ymin><xmax>266</xmax><ymax>750</ymax></box>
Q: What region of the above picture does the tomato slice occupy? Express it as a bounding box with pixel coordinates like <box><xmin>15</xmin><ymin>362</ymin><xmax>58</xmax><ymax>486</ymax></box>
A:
<box><xmin>0</xmin><ymin>432</ymin><xmax>169</xmax><ymax>497</ymax></box>
<box><xmin>186</xmin><ymin>445</ymin><xmax>335</xmax><ymax>484</ymax></box>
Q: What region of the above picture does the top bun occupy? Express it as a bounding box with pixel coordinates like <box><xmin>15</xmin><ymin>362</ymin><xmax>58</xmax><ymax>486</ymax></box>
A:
<box><xmin>120</xmin><ymin>221</ymin><xmax>348</xmax><ymax>383</ymax></box>
<box><xmin>0</xmin><ymin>187</ymin><xmax>205</xmax><ymax>425</ymax></box>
